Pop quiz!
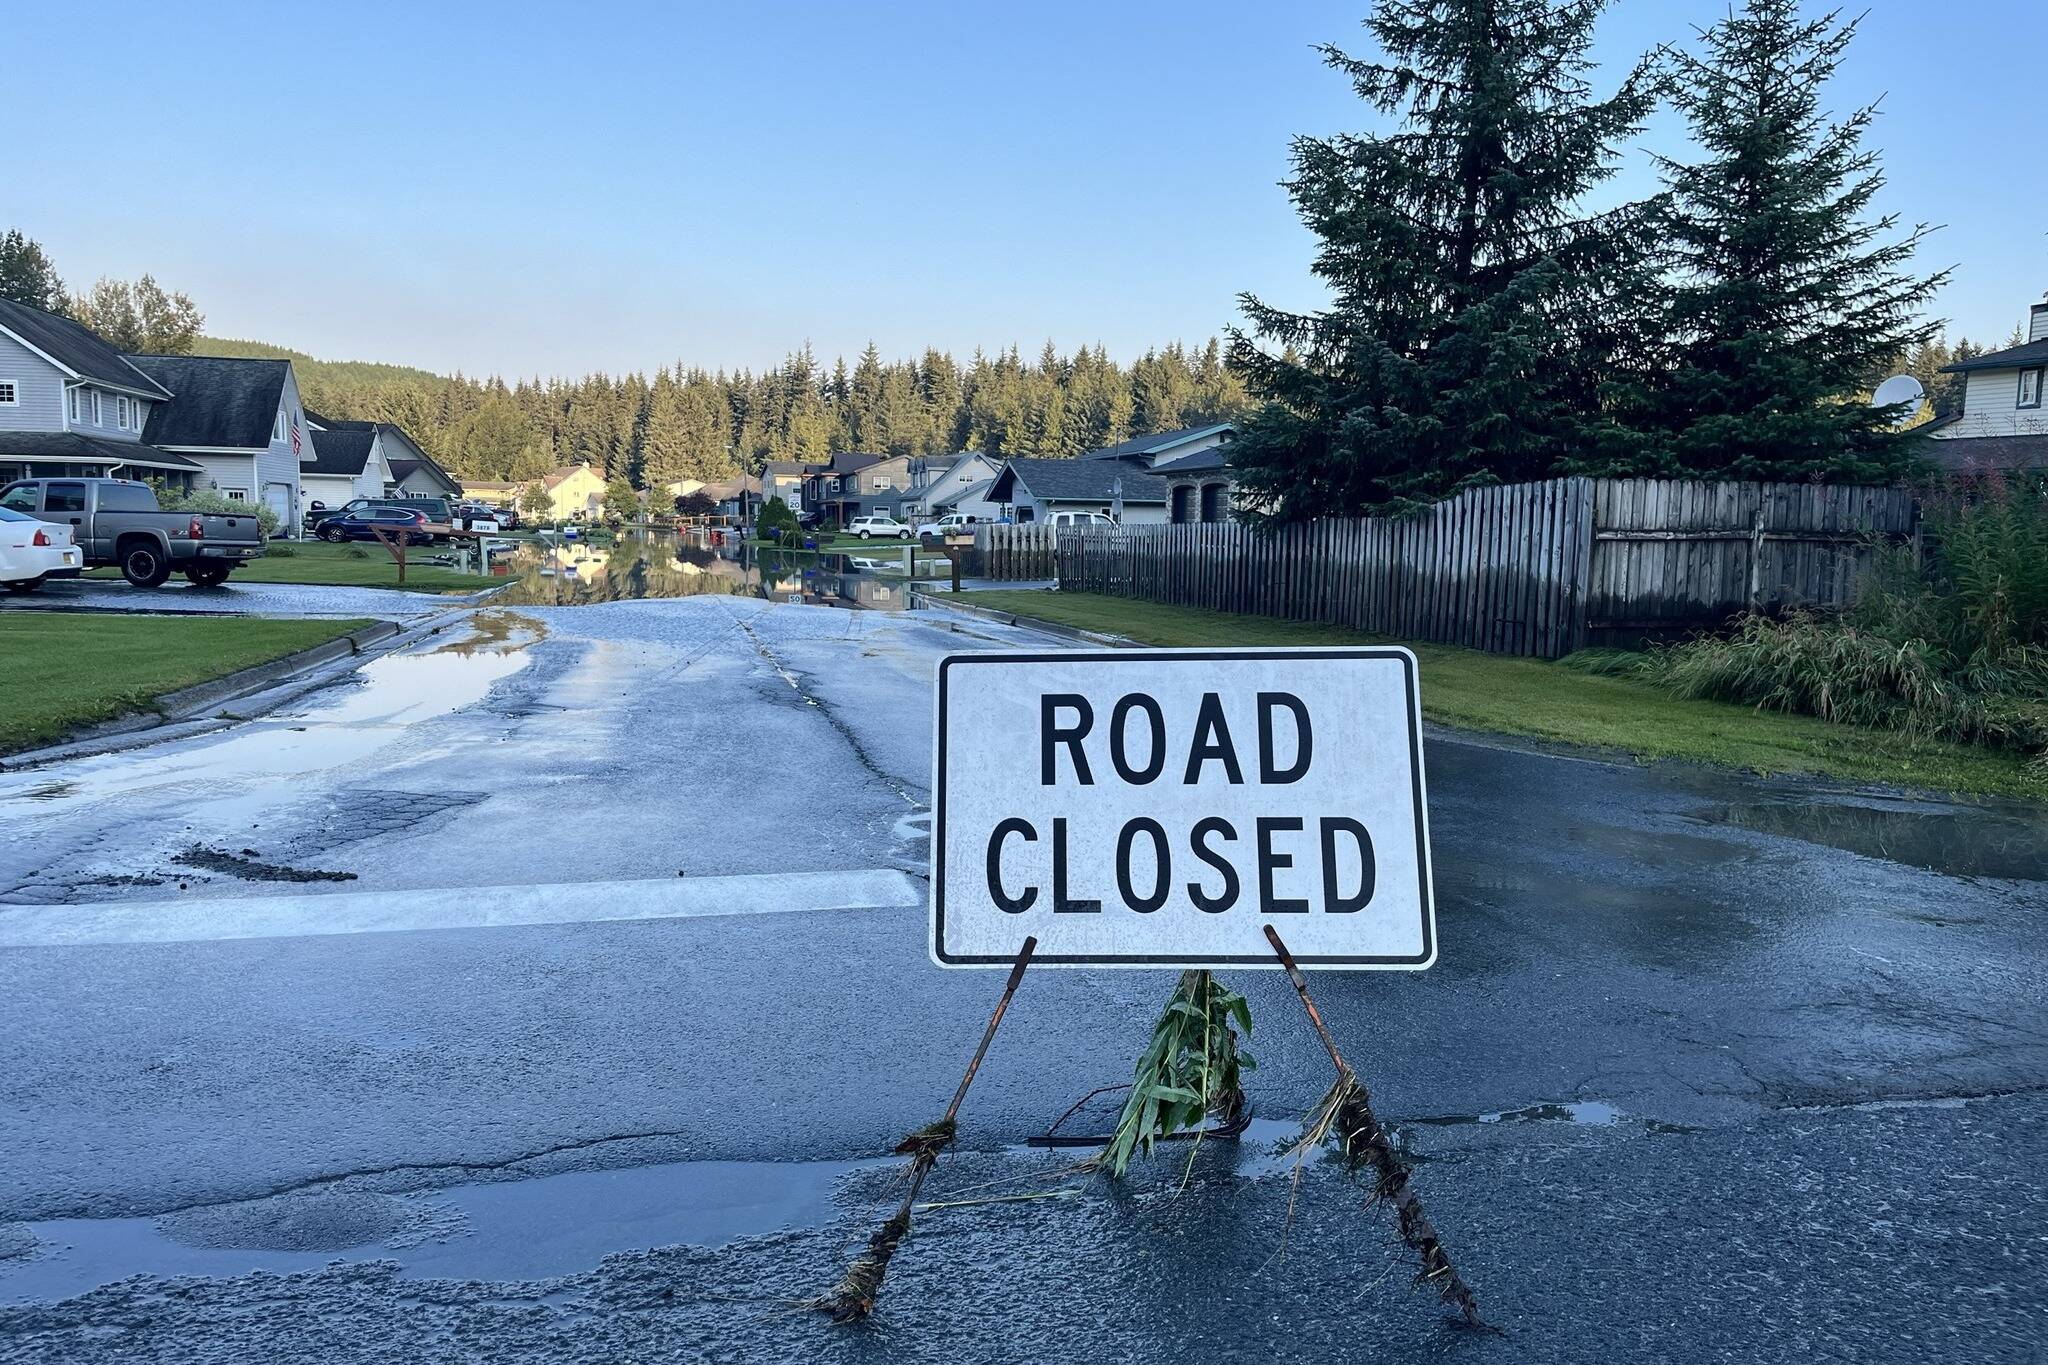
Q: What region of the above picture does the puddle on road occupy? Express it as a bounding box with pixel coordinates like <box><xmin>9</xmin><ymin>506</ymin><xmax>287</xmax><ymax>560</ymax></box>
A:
<box><xmin>1696</xmin><ymin>797</ymin><xmax>2048</xmax><ymax>881</ymax></box>
<box><xmin>486</xmin><ymin>531</ymin><xmax>920</xmax><ymax>611</ymax></box>
<box><xmin>0</xmin><ymin>1154</ymin><xmax>887</xmax><ymax>1304</ymax></box>
<box><xmin>0</xmin><ymin>617</ymin><xmax>538</xmax><ymax>811</ymax></box>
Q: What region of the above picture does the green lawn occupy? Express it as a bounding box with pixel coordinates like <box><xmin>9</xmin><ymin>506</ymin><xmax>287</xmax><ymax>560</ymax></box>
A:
<box><xmin>86</xmin><ymin>540</ymin><xmax>493</xmax><ymax>593</ymax></box>
<box><xmin>961</xmin><ymin>590</ymin><xmax>2045</xmax><ymax>801</ymax></box>
<box><xmin>0</xmin><ymin>615</ymin><xmax>371</xmax><ymax>754</ymax></box>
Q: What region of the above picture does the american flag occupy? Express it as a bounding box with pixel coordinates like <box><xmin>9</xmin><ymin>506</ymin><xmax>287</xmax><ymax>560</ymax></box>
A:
<box><xmin>289</xmin><ymin>419</ymin><xmax>302</xmax><ymax>456</ymax></box>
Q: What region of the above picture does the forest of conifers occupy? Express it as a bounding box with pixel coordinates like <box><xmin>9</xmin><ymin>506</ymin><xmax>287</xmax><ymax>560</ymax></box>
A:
<box><xmin>196</xmin><ymin>336</ymin><xmax>1249</xmax><ymax>486</ymax></box>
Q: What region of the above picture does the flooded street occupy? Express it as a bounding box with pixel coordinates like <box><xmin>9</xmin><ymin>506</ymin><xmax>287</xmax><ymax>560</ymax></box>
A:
<box><xmin>2</xmin><ymin>593</ymin><xmax>2044</xmax><ymax>1364</ymax></box>
<box><xmin>486</xmin><ymin>529</ymin><xmax>941</xmax><ymax>612</ymax></box>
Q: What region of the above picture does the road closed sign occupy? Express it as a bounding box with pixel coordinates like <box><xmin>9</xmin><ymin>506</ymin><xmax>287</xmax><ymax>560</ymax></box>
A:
<box><xmin>932</xmin><ymin>648</ymin><xmax>1435</xmax><ymax>969</ymax></box>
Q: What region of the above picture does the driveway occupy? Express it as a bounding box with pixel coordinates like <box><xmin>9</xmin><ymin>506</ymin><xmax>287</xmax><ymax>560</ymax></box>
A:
<box><xmin>0</xmin><ymin>596</ymin><xmax>2042</xmax><ymax>1363</ymax></box>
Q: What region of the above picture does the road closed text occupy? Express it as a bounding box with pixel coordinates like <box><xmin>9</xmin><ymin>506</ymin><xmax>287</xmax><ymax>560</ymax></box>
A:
<box><xmin>983</xmin><ymin>691</ymin><xmax>1376</xmax><ymax>917</ymax></box>
<box><xmin>934</xmin><ymin>650</ymin><xmax>1435</xmax><ymax>969</ymax></box>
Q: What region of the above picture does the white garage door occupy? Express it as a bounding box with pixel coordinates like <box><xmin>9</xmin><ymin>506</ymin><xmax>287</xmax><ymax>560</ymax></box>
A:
<box><xmin>263</xmin><ymin>483</ymin><xmax>293</xmax><ymax>534</ymax></box>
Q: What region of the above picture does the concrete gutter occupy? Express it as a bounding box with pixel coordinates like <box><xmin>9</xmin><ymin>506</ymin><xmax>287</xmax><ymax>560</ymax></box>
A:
<box><xmin>0</xmin><ymin>607</ymin><xmax>474</xmax><ymax>772</ymax></box>
<box><xmin>908</xmin><ymin>588</ymin><xmax>1141</xmax><ymax>649</ymax></box>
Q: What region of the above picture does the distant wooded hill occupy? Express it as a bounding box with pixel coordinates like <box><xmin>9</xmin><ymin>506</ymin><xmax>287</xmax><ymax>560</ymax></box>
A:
<box><xmin>193</xmin><ymin>336</ymin><xmax>1249</xmax><ymax>488</ymax></box>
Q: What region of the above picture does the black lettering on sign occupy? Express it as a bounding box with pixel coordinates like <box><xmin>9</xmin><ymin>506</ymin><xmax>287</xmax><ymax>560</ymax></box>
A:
<box><xmin>1257</xmin><ymin>816</ymin><xmax>1308</xmax><ymax>914</ymax></box>
<box><xmin>1040</xmin><ymin>694</ymin><xmax>1094</xmax><ymax>786</ymax></box>
<box><xmin>1109</xmin><ymin>693</ymin><xmax>1167</xmax><ymax>785</ymax></box>
<box><xmin>1319</xmin><ymin>817</ymin><xmax>1375</xmax><ymax>913</ymax></box>
<box><xmin>1182</xmin><ymin>693</ymin><xmax>1245</xmax><ymax>785</ymax></box>
<box><xmin>1186</xmin><ymin>816</ymin><xmax>1240</xmax><ymax>913</ymax></box>
<box><xmin>987</xmin><ymin>818</ymin><xmax>1037</xmax><ymax>913</ymax></box>
<box><xmin>1115</xmin><ymin>817</ymin><xmax>1171</xmax><ymax>912</ymax></box>
<box><xmin>1257</xmin><ymin>692</ymin><xmax>1313</xmax><ymax>783</ymax></box>
<box><xmin>1051</xmin><ymin>817</ymin><xmax>1100</xmax><ymax>914</ymax></box>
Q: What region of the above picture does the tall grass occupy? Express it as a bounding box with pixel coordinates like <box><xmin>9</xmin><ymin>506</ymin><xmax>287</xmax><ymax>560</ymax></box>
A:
<box><xmin>1647</xmin><ymin>472</ymin><xmax>2048</xmax><ymax>759</ymax></box>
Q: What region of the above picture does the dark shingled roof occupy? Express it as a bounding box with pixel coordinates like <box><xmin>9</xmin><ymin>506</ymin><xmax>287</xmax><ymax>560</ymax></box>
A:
<box><xmin>128</xmin><ymin>355</ymin><xmax>291</xmax><ymax>450</ymax></box>
<box><xmin>1078</xmin><ymin>423</ymin><xmax>1234</xmax><ymax>461</ymax></box>
<box><xmin>0</xmin><ymin>298</ymin><xmax>173</xmax><ymax>399</ymax></box>
<box><xmin>991</xmin><ymin>457</ymin><xmax>1170</xmax><ymax>505</ymax></box>
<box><xmin>1921</xmin><ymin>433</ymin><xmax>2048</xmax><ymax>472</ymax></box>
<box><xmin>0</xmin><ymin>431</ymin><xmax>202</xmax><ymax>471</ymax></box>
<box><xmin>1153</xmin><ymin>446</ymin><xmax>1231</xmax><ymax>475</ymax></box>
<box><xmin>305</xmin><ymin>408</ymin><xmax>373</xmax><ymax>432</ymax></box>
<box><xmin>1941</xmin><ymin>339</ymin><xmax>2048</xmax><ymax>373</ymax></box>
<box><xmin>305</xmin><ymin>426</ymin><xmax>377</xmax><ymax>477</ymax></box>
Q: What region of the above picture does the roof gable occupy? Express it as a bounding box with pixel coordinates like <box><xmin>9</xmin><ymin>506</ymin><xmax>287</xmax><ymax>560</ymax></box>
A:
<box><xmin>993</xmin><ymin>457</ymin><xmax>1170</xmax><ymax>504</ymax></box>
<box><xmin>0</xmin><ymin>298</ymin><xmax>173</xmax><ymax>399</ymax></box>
<box><xmin>1942</xmin><ymin>339</ymin><xmax>2048</xmax><ymax>374</ymax></box>
<box><xmin>305</xmin><ymin>426</ymin><xmax>378</xmax><ymax>477</ymax></box>
<box><xmin>1078</xmin><ymin>423</ymin><xmax>1235</xmax><ymax>462</ymax></box>
<box><xmin>128</xmin><ymin>354</ymin><xmax>291</xmax><ymax>449</ymax></box>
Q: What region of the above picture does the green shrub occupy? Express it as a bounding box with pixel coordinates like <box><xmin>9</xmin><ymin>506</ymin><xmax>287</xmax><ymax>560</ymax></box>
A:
<box><xmin>265</xmin><ymin>543</ymin><xmax>298</xmax><ymax>558</ymax></box>
<box><xmin>145</xmin><ymin>480</ymin><xmax>281</xmax><ymax>537</ymax></box>
<box><xmin>757</xmin><ymin>496</ymin><xmax>799</xmax><ymax>542</ymax></box>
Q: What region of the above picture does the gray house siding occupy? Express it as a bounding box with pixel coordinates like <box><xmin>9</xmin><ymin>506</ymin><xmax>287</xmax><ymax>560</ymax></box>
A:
<box><xmin>0</xmin><ymin>333</ymin><xmax>68</xmax><ymax>432</ymax></box>
<box><xmin>256</xmin><ymin>370</ymin><xmax>308</xmax><ymax>532</ymax></box>
<box><xmin>64</xmin><ymin>383</ymin><xmax>150</xmax><ymax>441</ymax></box>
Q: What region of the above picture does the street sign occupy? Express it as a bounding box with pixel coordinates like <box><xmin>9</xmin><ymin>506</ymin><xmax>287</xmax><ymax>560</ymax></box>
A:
<box><xmin>932</xmin><ymin>648</ymin><xmax>1435</xmax><ymax>969</ymax></box>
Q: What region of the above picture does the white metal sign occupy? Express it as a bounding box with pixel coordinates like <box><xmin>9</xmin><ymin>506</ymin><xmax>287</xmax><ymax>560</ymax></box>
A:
<box><xmin>932</xmin><ymin>648</ymin><xmax>1435</xmax><ymax>969</ymax></box>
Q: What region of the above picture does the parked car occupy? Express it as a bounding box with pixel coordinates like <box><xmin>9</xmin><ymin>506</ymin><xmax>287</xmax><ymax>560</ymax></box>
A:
<box><xmin>848</xmin><ymin>513</ymin><xmax>914</xmax><ymax>540</ymax></box>
<box><xmin>1044</xmin><ymin>510</ymin><xmax>1115</xmax><ymax>528</ymax></box>
<box><xmin>0</xmin><ymin>478</ymin><xmax>266</xmax><ymax>587</ymax></box>
<box><xmin>315</xmin><ymin>506</ymin><xmax>431</xmax><ymax>543</ymax></box>
<box><xmin>914</xmin><ymin>512</ymin><xmax>980</xmax><ymax>537</ymax></box>
<box><xmin>0</xmin><ymin>504</ymin><xmax>82</xmax><ymax>594</ymax></box>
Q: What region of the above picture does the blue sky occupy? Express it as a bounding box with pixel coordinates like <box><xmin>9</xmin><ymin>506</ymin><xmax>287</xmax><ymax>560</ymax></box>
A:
<box><xmin>8</xmin><ymin>1</ymin><xmax>2039</xmax><ymax>379</ymax></box>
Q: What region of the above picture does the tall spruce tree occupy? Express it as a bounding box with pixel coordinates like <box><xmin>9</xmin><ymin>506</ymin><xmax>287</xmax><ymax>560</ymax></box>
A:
<box><xmin>1228</xmin><ymin>0</ymin><xmax>1655</xmax><ymax>515</ymax></box>
<box><xmin>1621</xmin><ymin>0</ymin><xmax>1945</xmax><ymax>480</ymax></box>
<box><xmin>0</xmin><ymin>229</ymin><xmax>64</xmax><ymax>311</ymax></box>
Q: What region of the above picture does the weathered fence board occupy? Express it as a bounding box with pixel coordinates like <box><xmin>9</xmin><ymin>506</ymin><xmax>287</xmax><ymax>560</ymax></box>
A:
<box><xmin>969</xmin><ymin>477</ymin><xmax>1916</xmax><ymax>658</ymax></box>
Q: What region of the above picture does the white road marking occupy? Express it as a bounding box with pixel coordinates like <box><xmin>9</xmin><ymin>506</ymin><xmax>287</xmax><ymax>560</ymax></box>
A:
<box><xmin>0</xmin><ymin>869</ymin><xmax>922</xmax><ymax>948</ymax></box>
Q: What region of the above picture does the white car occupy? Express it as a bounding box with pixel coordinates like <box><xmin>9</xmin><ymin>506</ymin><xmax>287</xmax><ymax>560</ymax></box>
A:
<box><xmin>0</xmin><ymin>505</ymin><xmax>82</xmax><ymax>594</ymax></box>
<box><xmin>914</xmin><ymin>512</ymin><xmax>979</xmax><ymax>537</ymax></box>
<box><xmin>848</xmin><ymin>514</ymin><xmax>913</xmax><ymax>540</ymax></box>
<box><xmin>1044</xmin><ymin>510</ymin><xmax>1115</xmax><ymax>528</ymax></box>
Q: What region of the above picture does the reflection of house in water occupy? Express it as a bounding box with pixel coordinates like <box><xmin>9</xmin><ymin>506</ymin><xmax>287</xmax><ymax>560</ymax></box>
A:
<box><xmin>496</xmin><ymin>531</ymin><xmax>911</xmax><ymax>609</ymax></box>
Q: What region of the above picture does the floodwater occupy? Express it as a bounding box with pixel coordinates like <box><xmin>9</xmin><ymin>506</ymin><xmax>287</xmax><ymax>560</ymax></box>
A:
<box><xmin>1697</xmin><ymin>794</ymin><xmax>2048</xmax><ymax>881</ymax></box>
<box><xmin>0</xmin><ymin>614</ymin><xmax>542</xmax><ymax>812</ymax></box>
<box><xmin>486</xmin><ymin>531</ymin><xmax>938</xmax><ymax>611</ymax></box>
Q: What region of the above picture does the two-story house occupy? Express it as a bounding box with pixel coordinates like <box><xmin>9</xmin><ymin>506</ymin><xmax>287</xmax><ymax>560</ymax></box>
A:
<box><xmin>899</xmin><ymin>451</ymin><xmax>1002</xmax><ymax>523</ymax></box>
<box><xmin>0</xmin><ymin>297</ymin><xmax>203</xmax><ymax>489</ymax></box>
<box><xmin>761</xmin><ymin>460</ymin><xmax>817</xmax><ymax>517</ymax></box>
<box><xmin>121</xmin><ymin>353</ymin><xmax>312</xmax><ymax>531</ymax></box>
<box><xmin>800</xmin><ymin>452</ymin><xmax>884</xmax><ymax>529</ymax></box>
<box><xmin>1927</xmin><ymin>301</ymin><xmax>2048</xmax><ymax>471</ymax></box>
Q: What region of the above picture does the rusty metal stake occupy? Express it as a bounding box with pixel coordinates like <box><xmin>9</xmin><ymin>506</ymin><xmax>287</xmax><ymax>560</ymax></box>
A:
<box><xmin>814</xmin><ymin>935</ymin><xmax>1036</xmax><ymax>1323</ymax></box>
<box><xmin>1264</xmin><ymin>925</ymin><xmax>1498</xmax><ymax>1333</ymax></box>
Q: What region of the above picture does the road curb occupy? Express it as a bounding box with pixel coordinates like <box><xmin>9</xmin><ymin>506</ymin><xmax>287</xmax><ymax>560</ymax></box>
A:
<box><xmin>0</xmin><ymin>607</ymin><xmax>475</xmax><ymax>772</ymax></box>
<box><xmin>908</xmin><ymin>589</ymin><xmax>1140</xmax><ymax>649</ymax></box>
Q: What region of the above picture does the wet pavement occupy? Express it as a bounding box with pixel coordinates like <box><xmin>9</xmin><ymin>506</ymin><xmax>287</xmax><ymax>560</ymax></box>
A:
<box><xmin>0</xmin><ymin>575</ymin><xmax>469</xmax><ymax>620</ymax></box>
<box><xmin>0</xmin><ymin>595</ymin><xmax>2044</xmax><ymax>1363</ymax></box>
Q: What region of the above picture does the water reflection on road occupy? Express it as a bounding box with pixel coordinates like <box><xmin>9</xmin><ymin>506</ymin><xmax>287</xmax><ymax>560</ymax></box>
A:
<box><xmin>488</xmin><ymin>531</ymin><xmax>922</xmax><ymax>611</ymax></box>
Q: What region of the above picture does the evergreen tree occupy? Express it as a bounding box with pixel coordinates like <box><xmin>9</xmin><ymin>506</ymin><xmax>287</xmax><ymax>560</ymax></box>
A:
<box><xmin>0</xmin><ymin>229</ymin><xmax>64</xmax><ymax>311</ymax></box>
<box><xmin>1620</xmin><ymin>0</ymin><xmax>1946</xmax><ymax>480</ymax></box>
<box><xmin>1228</xmin><ymin>0</ymin><xmax>1656</xmax><ymax>515</ymax></box>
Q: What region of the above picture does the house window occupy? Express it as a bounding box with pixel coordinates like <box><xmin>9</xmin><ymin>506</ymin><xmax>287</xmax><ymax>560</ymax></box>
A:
<box><xmin>90</xmin><ymin>390</ymin><xmax>102</xmax><ymax>425</ymax></box>
<box><xmin>0</xmin><ymin>381</ymin><xmax>15</xmax><ymax>405</ymax></box>
<box><xmin>222</xmin><ymin>488</ymin><xmax>248</xmax><ymax>501</ymax></box>
<box><xmin>67</xmin><ymin>387</ymin><xmax>82</xmax><ymax>422</ymax></box>
<box><xmin>115</xmin><ymin>395</ymin><xmax>130</xmax><ymax>428</ymax></box>
<box><xmin>2020</xmin><ymin>368</ymin><xmax>2044</xmax><ymax>410</ymax></box>
<box><xmin>274</xmin><ymin>409</ymin><xmax>285</xmax><ymax>441</ymax></box>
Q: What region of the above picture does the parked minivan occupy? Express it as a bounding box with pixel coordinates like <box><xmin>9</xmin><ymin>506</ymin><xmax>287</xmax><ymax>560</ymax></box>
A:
<box><xmin>1045</xmin><ymin>510</ymin><xmax>1115</xmax><ymax>528</ymax></box>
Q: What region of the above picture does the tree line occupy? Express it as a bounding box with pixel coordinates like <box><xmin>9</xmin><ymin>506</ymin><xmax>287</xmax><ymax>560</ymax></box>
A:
<box><xmin>1229</xmin><ymin>0</ymin><xmax>1965</xmax><ymax>517</ymax></box>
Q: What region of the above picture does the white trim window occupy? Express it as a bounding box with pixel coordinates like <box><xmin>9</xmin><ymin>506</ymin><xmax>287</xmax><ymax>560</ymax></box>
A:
<box><xmin>222</xmin><ymin>487</ymin><xmax>248</xmax><ymax>501</ymax></box>
<box><xmin>0</xmin><ymin>380</ymin><xmax>16</xmax><ymax>406</ymax></box>
<box><xmin>67</xmin><ymin>387</ymin><xmax>82</xmax><ymax>423</ymax></box>
<box><xmin>2019</xmin><ymin>368</ymin><xmax>2044</xmax><ymax>410</ymax></box>
<box><xmin>273</xmin><ymin>409</ymin><xmax>285</xmax><ymax>442</ymax></box>
<box><xmin>90</xmin><ymin>390</ymin><xmax>102</xmax><ymax>425</ymax></box>
<box><xmin>115</xmin><ymin>395</ymin><xmax>131</xmax><ymax>429</ymax></box>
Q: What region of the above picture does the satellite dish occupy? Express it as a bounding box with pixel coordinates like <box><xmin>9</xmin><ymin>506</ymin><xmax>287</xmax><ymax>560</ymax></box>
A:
<box><xmin>1872</xmin><ymin>374</ymin><xmax>1925</xmax><ymax>413</ymax></box>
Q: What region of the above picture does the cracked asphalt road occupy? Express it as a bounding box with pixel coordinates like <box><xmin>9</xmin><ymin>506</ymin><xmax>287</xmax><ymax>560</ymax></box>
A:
<box><xmin>1</xmin><ymin>595</ymin><xmax>2044</xmax><ymax>1363</ymax></box>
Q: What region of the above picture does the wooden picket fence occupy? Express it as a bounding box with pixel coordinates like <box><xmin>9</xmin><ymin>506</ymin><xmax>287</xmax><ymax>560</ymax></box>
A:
<box><xmin>974</xmin><ymin>477</ymin><xmax>1918</xmax><ymax>658</ymax></box>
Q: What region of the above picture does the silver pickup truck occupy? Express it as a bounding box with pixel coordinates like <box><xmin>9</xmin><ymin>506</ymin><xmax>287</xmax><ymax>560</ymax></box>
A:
<box><xmin>0</xmin><ymin>478</ymin><xmax>267</xmax><ymax>587</ymax></box>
